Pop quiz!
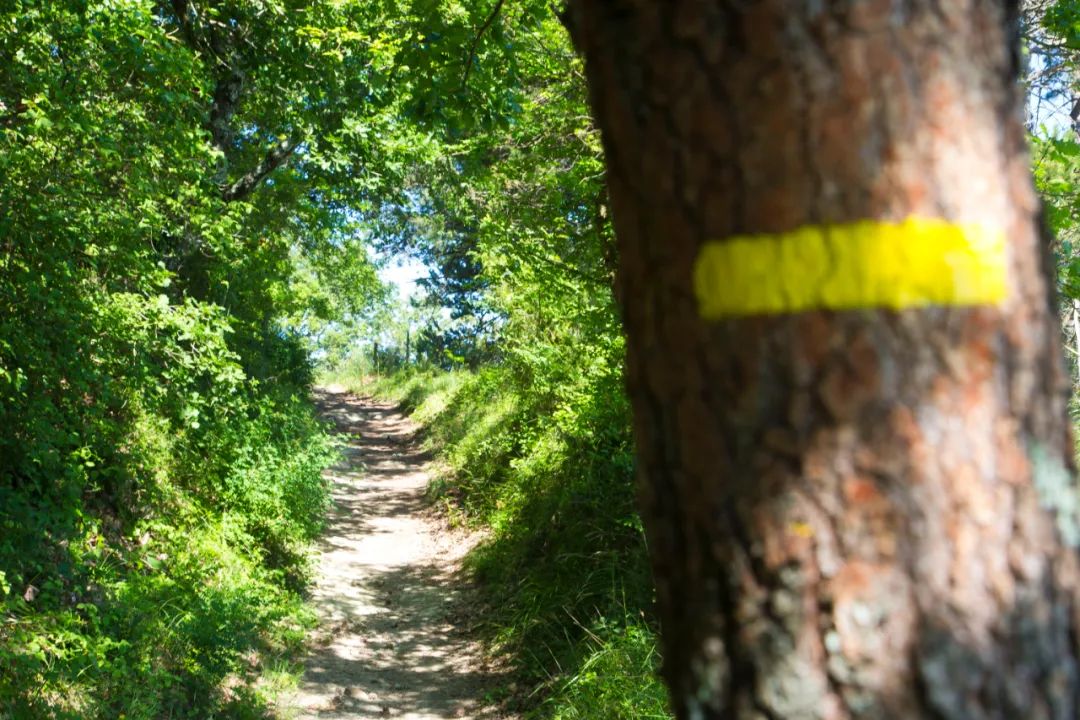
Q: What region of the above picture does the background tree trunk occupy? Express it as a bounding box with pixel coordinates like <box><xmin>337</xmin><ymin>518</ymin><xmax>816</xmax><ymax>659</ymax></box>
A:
<box><xmin>567</xmin><ymin>1</ymin><xmax>1080</xmax><ymax>717</ymax></box>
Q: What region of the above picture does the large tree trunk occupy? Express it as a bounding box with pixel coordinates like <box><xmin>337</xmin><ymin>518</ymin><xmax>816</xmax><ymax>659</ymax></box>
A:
<box><xmin>566</xmin><ymin>1</ymin><xmax>1080</xmax><ymax>717</ymax></box>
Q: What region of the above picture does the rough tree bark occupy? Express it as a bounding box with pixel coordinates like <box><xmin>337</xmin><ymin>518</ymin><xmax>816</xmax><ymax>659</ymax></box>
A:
<box><xmin>566</xmin><ymin>1</ymin><xmax>1080</xmax><ymax>718</ymax></box>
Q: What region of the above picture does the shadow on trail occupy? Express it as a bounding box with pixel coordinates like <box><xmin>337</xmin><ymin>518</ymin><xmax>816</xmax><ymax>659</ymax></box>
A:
<box><xmin>282</xmin><ymin>387</ymin><xmax>510</xmax><ymax>720</ymax></box>
<box><xmin>299</xmin><ymin>561</ymin><xmax>509</xmax><ymax>718</ymax></box>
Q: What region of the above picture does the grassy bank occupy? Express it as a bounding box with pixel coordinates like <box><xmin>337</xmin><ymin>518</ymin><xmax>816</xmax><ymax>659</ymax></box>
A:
<box><xmin>328</xmin><ymin>365</ymin><xmax>671</xmax><ymax>719</ymax></box>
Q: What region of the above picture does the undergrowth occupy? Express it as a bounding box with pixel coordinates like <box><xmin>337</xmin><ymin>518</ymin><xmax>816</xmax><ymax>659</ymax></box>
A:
<box><xmin>1</xmin><ymin>300</ymin><xmax>336</xmax><ymax>719</ymax></box>
<box><xmin>330</xmin><ymin>363</ymin><xmax>672</xmax><ymax>719</ymax></box>
<box><xmin>0</xmin><ymin>390</ymin><xmax>335</xmax><ymax>720</ymax></box>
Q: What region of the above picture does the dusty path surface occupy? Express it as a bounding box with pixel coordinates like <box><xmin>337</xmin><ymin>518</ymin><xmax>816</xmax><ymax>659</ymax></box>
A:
<box><xmin>281</xmin><ymin>385</ymin><xmax>509</xmax><ymax>720</ymax></box>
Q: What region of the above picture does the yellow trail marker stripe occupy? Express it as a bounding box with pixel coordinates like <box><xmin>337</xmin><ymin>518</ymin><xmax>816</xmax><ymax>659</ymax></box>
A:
<box><xmin>693</xmin><ymin>217</ymin><xmax>1008</xmax><ymax>318</ymax></box>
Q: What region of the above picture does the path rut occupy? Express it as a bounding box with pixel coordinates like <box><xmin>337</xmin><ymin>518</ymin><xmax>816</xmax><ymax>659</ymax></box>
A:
<box><xmin>281</xmin><ymin>386</ymin><xmax>509</xmax><ymax>720</ymax></box>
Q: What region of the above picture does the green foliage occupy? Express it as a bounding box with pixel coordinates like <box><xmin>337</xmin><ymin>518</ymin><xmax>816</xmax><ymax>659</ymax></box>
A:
<box><xmin>1032</xmin><ymin>136</ymin><xmax>1080</xmax><ymax>298</ymax></box>
<box><xmin>0</xmin><ymin>512</ymin><xmax>321</xmax><ymax>719</ymax></box>
<box><xmin>0</xmin><ymin>0</ymin><xmax>369</xmax><ymax>715</ymax></box>
<box><xmin>364</xmin><ymin>1</ymin><xmax>611</xmax><ymax>369</ymax></box>
<box><xmin>0</xmin><ymin>395</ymin><xmax>335</xmax><ymax>717</ymax></box>
<box><xmin>548</xmin><ymin>622</ymin><xmax>671</xmax><ymax>720</ymax></box>
<box><xmin>1031</xmin><ymin>131</ymin><xmax>1080</xmax><ymax>399</ymax></box>
<box><xmin>3</xmin><ymin>0</ymin><xmax>567</xmax><ymax>710</ymax></box>
<box><xmin>1043</xmin><ymin>0</ymin><xmax>1080</xmax><ymax>50</ymax></box>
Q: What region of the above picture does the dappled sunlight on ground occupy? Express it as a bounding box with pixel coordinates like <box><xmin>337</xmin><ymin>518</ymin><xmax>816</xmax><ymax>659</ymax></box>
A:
<box><xmin>278</xmin><ymin>387</ymin><xmax>511</xmax><ymax>720</ymax></box>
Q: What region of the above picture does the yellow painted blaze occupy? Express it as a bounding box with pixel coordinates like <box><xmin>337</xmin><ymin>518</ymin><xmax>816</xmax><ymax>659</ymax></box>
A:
<box><xmin>692</xmin><ymin>217</ymin><xmax>1008</xmax><ymax>318</ymax></box>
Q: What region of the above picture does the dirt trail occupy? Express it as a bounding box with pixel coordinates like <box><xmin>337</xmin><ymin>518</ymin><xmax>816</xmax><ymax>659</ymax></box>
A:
<box><xmin>281</xmin><ymin>386</ymin><xmax>510</xmax><ymax>720</ymax></box>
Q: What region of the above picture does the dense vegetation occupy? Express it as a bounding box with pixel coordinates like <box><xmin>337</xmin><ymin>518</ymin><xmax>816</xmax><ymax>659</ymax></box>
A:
<box><xmin>6</xmin><ymin>0</ymin><xmax>1080</xmax><ymax>718</ymax></box>
<box><xmin>0</xmin><ymin>0</ymin><xmax>386</xmax><ymax>715</ymax></box>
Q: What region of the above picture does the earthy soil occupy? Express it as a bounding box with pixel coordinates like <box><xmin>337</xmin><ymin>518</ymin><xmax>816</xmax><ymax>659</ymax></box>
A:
<box><xmin>279</xmin><ymin>386</ymin><xmax>511</xmax><ymax>720</ymax></box>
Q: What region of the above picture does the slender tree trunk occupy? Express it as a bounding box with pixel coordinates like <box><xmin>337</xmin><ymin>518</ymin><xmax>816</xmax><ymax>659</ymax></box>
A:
<box><xmin>567</xmin><ymin>1</ymin><xmax>1080</xmax><ymax>717</ymax></box>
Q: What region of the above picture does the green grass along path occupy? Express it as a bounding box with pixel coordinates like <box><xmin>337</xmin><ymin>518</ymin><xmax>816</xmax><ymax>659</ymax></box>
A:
<box><xmin>281</xmin><ymin>387</ymin><xmax>511</xmax><ymax>719</ymax></box>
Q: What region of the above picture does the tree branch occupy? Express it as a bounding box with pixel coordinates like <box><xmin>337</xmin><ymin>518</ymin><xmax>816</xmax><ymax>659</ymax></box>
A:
<box><xmin>160</xmin><ymin>1</ymin><xmax>297</xmax><ymax>202</ymax></box>
<box><xmin>461</xmin><ymin>0</ymin><xmax>506</xmax><ymax>90</ymax></box>
<box><xmin>221</xmin><ymin>140</ymin><xmax>299</xmax><ymax>202</ymax></box>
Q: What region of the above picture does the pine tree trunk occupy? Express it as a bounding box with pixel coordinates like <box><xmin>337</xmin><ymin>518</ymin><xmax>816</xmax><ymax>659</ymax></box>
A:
<box><xmin>566</xmin><ymin>1</ymin><xmax>1080</xmax><ymax>717</ymax></box>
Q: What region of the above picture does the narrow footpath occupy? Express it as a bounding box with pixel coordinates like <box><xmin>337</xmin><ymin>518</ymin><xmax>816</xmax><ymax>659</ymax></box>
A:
<box><xmin>282</xmin><ymin>386</ymin><xmax>510</xmax><ymax>720</ymax></box>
